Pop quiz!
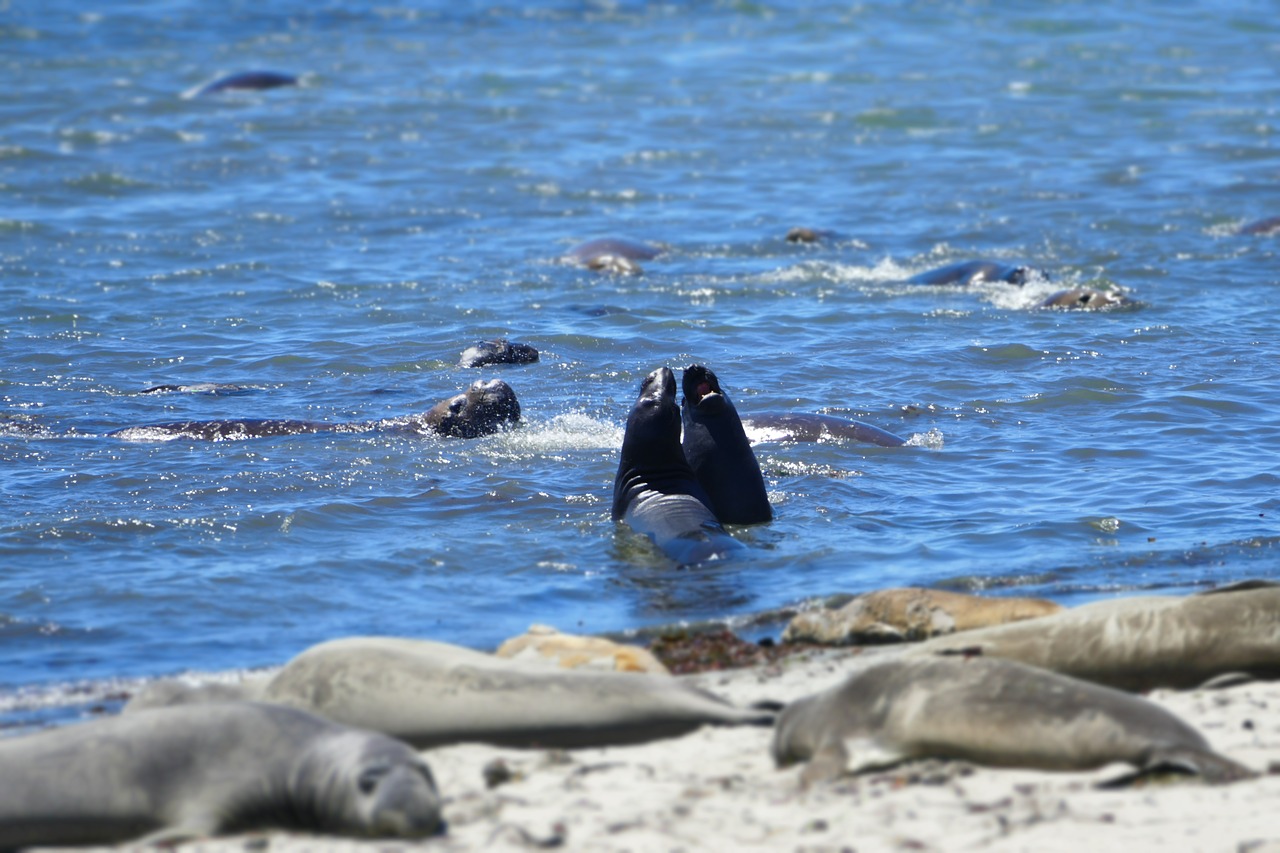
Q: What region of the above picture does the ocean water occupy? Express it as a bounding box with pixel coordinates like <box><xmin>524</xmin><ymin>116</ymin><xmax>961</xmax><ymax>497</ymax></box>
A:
<box><xmin>2</xmin><ymin>1</ymin><xmax>1278</xmax><ymax>720</ymax></box>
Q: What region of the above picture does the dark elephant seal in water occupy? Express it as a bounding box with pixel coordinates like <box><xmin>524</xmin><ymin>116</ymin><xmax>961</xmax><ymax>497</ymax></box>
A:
<box><xmin>256</xmin><ymin>637</ymin><xmax>772</xmax><ymax>749</ymax></box>
<box><xmin>0</xmin><ymin>702</ymin><xmax>442</xmax><ymax>848</ymax></box>
<box><xmin>112</xmin><ymin>378</ymin><xmax>520</xmax><ymax>441</ymax></box>
<box><xmin>140</xmin><ymin>382</ymin><xmax>257</xmax><ymax>395</ymax></box>
<box><xmin>1037</xmin><ymin>288</ymin><xmax>1130</xmax><ymax>310</ymax></box>
<box><xmin>680</xmin><ymin>365</ymin><xmax>772</xmax><ymax>525</ymax></box>
<box><xmin>909</xmin><ymin>260</ymin><xmax>1040</xmax><ymax>286</ymax></box>
<box><xmin>772</xmin><ymin>655</ymin><xmax>1254</xmax><ymax>788</ymax></box>
<box><xmin>785</xmin><ymin>227</ymin><xmax>835</xmax><ymax>244</ymax></box>
<box><xmin>458</xmin><ymin>339</ymin><xmax>539</xmax><ymax>368</ymax></box>
<box><xmin>186</xmin><ymin>70</ymin><xmax>299</xmax><ymax>98</ymax></box>
<box><xmin>742</xmin><ymin>412</ymin><xmax>907</xmax><ymax>447</ymax></box>
<box><xmin>1238</xmin><ymin>215</ymin><xmax>1280</xmax><ymax>236</ymax></box>
<box><xmin>915</xmin><ymin>581</ymin><xmax>1280</xmax><ymax>691</ymax></box>
<box><xmin>566</xmin><ymin>237</ymin><xmax>661</xmax><ymax>275</ymax></box>
<box><xmin>613</xmin><ymin>367</ymin><xmax>744</xmax><ymax>565</ymax></box>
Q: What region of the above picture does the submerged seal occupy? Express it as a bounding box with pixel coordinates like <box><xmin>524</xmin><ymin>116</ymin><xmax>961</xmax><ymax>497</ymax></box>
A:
<box><xmin>772</xmin><ymin>655</ymin><xmax>1254</xmax><ymax>787</ymax></box>
<box><xmin>680</xmin><ymin>365</ymin><xmax>772</xmax><ymax>525</ymax></box>
<box><xmin>565</xmin><ymin>237</ymin><xmax>661</xmax><ymax>275</ymax></box>
<box><xmin>112</xmin><ymin>379</ymin><xmax>520</xmax><ymax>441</ymax></box>
<box><xmin>908</xmin><ymin>260</ymin><xmax>1040</xmax><ymax>286</ymax></box>
<box><xmin>458</xmin><ymin>339</ymin><xmax>539</xmax><ymax>368</ymax></box>
<box><xmin>0</xmin><ymin>702</ymin><xmax>442</xmax><ymax>849</ymax></box>
<box><xmin>1238</xmin><ymin>215</ymin><xmax>1280</xmax><ymax>236</ymax></box>
<box><xmin>742</xmin><ymin>412</ymin><xmax>907</xmax><ymax>447</ymax></box>
<box><xmin>613</xmin><ymin>367</ymin><xmax>744</xmax><ymax>565</ymax></box>
<box><xmin>258</xmin><ymin>636</ymin><xmax>772</xmax><ymax>749</ymax></box>
<box><xmin>186</xmin><ymin>70</ymin><xmax>299</xmax><ymax>98</ymax></box>
<box><xmin>914</xmin><ymin>581</ymin><xmax>1280</xmax><ymax>691</ymax></box>
<box><xmin>1037</xmin><ymin>288</ymin><xmax>1130</xmax><ymax>310</ymax></box>
<box><xmin>140</xmin><ymin>383</ymin><xmax>257</xmax><ymax>395</ymax></box>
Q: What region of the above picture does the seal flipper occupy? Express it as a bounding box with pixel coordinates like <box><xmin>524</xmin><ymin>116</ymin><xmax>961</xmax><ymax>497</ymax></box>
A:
<box><xmin>1145</xmin><ymin>746</ymin><xmax>1257</xmax><ymax>784</ymax></box>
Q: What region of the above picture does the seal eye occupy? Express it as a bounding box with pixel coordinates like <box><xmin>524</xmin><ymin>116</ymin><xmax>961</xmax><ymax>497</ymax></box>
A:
<box><xmin>358</xmin><ymin>765</ymin><xmax>388</xmax><ymax>796</ymax></box>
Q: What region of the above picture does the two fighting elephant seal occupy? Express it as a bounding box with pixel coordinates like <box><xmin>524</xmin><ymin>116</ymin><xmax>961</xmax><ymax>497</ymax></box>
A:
<box><xmin>0</xmin><ymin>702</ymin><xmax>442</xmax><ymax>849</ymax></box>
<box><xmin>680</xmin><ymin>364</ymin><xmax>772</xmax><ymax>525</ymax></box>
<box><xmin>112</xmin><ymin>378</ymin><xmax>520</xmax><ymax>441</ymax></box>
<box><xmin>613</xmin><ymin>367</ymin><xmax>744</xmax><ymax>565</ymax></box>
<box><xmin>772</xmin><ymin>655</ymin><xmax>1254</xmax><ymax>787</ymax></box>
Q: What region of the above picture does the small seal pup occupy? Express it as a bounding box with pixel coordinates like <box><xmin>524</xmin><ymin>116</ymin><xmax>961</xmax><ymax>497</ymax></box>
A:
<box><xmin>613</xmin><ymin>367</ymin><xmax>744</xmax><ymax>565</ymax></box>
<box><xmin>772</xmin><ymin>655</ymin><xmax>1254</xmax><ymax>787</ymax></box>
<box><xmin>0</xmin><ymin>702</ymin><xmax>443</xmax><ymax>848</ymax></box>
<box><xmin>458</xmin><ymin>339</ymin><xmax>539</xmax><ymax>368</ymax></box>
<box><xmin>680</xmin><ymin>364</ymin><xmax>772</xmax><ymax>525</ymax></box>
<box><xmin>259</xmin><ymin>636</ymin><xmax>773</xmax><ymax>749</ymax></box>
<box><xmin>908</xmin><ymin>260</ymin><xmax>1041</xmax><ymax>286</ymax></box>
<box><xmin>112</xmin><ymin>378</ymin><xmax>520</xmax><ymax>441</ymax></box>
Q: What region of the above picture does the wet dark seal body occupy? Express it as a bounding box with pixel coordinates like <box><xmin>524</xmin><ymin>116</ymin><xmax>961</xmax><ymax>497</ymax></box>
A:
<box><xmin>773</xmin><ymin>655</ymin><xmax>1254</xmax><ymax>787</ymax></box>
<box><xmin>0</xmin><ymin>702</ymin><xmax>443</xmax><ymax>849</ymax></box>
<box><xmin>613</xmin><ymin>367</ymin><xmax>743</xmax><ymax>565</ymax></box>
<box><xmin>909</xmin><ymin>260</ymin><xmax>1038</xmax><ymax>286</ymax></box>
<box><xmin>112</xmin><ymin>379</ymin><xmax>520</xmax><ymax>441</ymax></box>
<box><xmin>680</xmin><ymin>365</ymin><xmax>772</xmax><ymax>525</ymax></box>
<box><xmin>743</xmin><ymin>412</ymin><xmax>907</xmax><ymax>447</ymax></box>
<box><xmin>189</xmin><ymin>70</ymin><xmax>299</xmax><ymax>97</ymax></box>
<box><xmin>1037</xmin><ymin>288</ymin><xmax>1130</xmax><ymax>310</ymax></box>
<box><xmin>458</xmin><ymin>339</ymin><xmax>539</xmax><ymax>368</ymax></box>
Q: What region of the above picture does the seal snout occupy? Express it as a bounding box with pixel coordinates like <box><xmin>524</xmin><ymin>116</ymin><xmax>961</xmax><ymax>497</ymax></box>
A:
<box><xmin>681</xmin><ymin>365</ymin><xmax>723</xmax><ymax>409</ymax></box>
<box><xmin>361</xmin><ymin>761</ymin><xmax>445</xmax><ymax>839</ymax></box>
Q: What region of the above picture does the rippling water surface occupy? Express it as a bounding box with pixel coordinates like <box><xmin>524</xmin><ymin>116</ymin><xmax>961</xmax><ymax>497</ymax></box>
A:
<box><xmin>3</xmin><ymin>2</ymin><xmax>1278</xmax><ymax>716</ymax></box>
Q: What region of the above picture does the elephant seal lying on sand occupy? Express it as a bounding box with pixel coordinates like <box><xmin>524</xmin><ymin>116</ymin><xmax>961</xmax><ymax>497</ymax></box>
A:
<box><xmin>614</xmin><ymin>367</ymin><xmax>745</xmax><ymax>565</ymax></box>
<box><xmin>772</xmin><ymin>655</ymin><xmax>1254</xmax><ymax>787</ymax></box>
<box><xmin>256</xmin><ymin>636</ymin><xmax>771</xmax><ymax>748</ymax></box>
<box><xmin>914</xmin><ymin>581</ymin><xmax>1280</xmax><ymax>691</ymax></box>
<box><xmin>0</xmin><ymin>702</ymin><xmax>442</xmax><ymax>849</ymax></box>
<box><xmin>680</xmin><ymin>364</ymin><xmax>772</xmax><ymax>525</ymax></box>
<box><xmin>112</xmin><ymin>378</ymin><xmax>520</xmax><ymax>441</ymax></box>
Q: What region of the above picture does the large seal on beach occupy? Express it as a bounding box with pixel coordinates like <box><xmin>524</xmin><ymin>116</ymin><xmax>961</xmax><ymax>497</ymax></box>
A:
<box><xmin>259</xmin><ymin>636</ymin><xmax>772</xmax><ymax>749</ymax></box>
<box><xmin>613</xmin><ymin>367</ymin><xmax>744</xmax><ymax>565</ymax></box>
<box><xmin>914</xmin><ymin>581</ymin><xmax>1280</xmax><ymax>691</ymax></box>
<box><xmin>908</xmin><ymin>260</ymin><xmax>1039</xmax><ymax>286</ymax></box>
<box><xmin>772</xmin><ymin>655</ymin><xmax>1254</xmax><ymax>787</ymax></box>
<box><xmin>742</xmin><ymin>412</ymin><xmax>907</xmax><ymax>447</ymax></box>
<box><xmin>0</xmin><ymin>702</ymin><xmax>442</xmax><ymax>849</ymax></box>
<box><xmin>111</xmin><ymin>379</ymin><xmax>520</xmax><ymax>441</ymax></box>
<box><xmin>680</xmin><ymin>365</ymin><xmax>772</xmax><ymax>525</ymax></box>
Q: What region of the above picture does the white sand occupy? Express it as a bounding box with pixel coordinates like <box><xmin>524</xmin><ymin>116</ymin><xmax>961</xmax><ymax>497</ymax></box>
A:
<box><xmin>31</xmin><ymin>647</ymin><xmax>1280</xmax><ymax>852</ymax></box>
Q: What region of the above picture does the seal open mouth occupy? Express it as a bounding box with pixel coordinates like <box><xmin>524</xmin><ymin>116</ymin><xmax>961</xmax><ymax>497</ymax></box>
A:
<box><xmin>681</xmin><ymin>365</ymin><xmax>723</xmax><ymax>409</ymax></box>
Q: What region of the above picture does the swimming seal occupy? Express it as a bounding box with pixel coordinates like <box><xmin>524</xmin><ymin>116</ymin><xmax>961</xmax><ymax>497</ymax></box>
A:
<box><xmin>258</xmin><ymin>636</ymin><xmax>772</xmax><ymax>749</ymax></box>
<box><xmin>1239</xmin><ymin>215</ymin><xmax>1280</xmax><ymax>236</ymax></box>
<box><xmin>140</xmin><ymin>383</ymin><xmax>257</xmax><ymax>395</ymax></box>
<box><xmin>772</xmin><ymin>655</ymin><xmax>1254</xmax><ymax>787</ymax></box>
<box><xmin>742</xmin><ymin>412</ymin><xmax>907</xmax><ymax>447</ymax></box>
<box><xmin>613</xmin><ymin>367</ymin><xmax>744</xmax><ymax>565</ymax></box>
<box><xmin>1037</xmin><ymin>288</ymin><xmax>1130</xmax><ymax>310</ymax></box>
<box><xmin>186</xmin><ymin>71</ymin><xmax>299</xmax><ymax>98</ymax></box>
<box><xmin>680</xmin><ymin>364</ymin><xmax>772</xmax><ymax>525</ymax></box>
<box><xmin>914</xmin><ymin>581</ymin><xmax>1280</xmax><ymax>691</ymax></box>
<box><xmin>565</xmin><ymin>237</ymin><xmax>661</xmax><ymax>275</ymax></box>
<box><xmin>458</xmin><ymin>339</ymin><xmax>539</xmax><ymax>368</ymax></box>
<box><xmin>0</xmin><ymin>702</ymin><xmax>443</xmax><ymax>848</ymax></box>
<box><xmin>112</xmin><ymin>378</ymin><xmax>520</xmax><ymax>441</ymax></box>
<box><xmin>908</xmin><ymin>260</ymin><xmax>1040</xmax><ymax>286</ymax></box>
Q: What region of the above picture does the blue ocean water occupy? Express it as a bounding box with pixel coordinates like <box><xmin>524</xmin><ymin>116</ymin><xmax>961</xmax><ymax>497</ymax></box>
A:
<box><xmin>2</xmin><ymin>2</ymin><xmax>1278</xmax><ymax>716</ymax></box>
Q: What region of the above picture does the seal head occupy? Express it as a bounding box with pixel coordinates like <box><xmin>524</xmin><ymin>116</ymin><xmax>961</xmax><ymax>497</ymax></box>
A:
<box><xmin>420</xmin><ymin>378</ymin><xmax>521</xmax><ymax>438</ymax></box>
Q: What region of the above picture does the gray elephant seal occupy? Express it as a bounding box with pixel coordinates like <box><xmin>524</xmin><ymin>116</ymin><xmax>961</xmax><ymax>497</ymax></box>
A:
<box><xmin>614</xmin><ymin>367</ymin><xmax>744</xmax><ymax>565</ymax></box>
<box><xmin>680</xmin><ymin>365</ymin><xmax>772</xmax><ymax>525</ymax></box>
<box><xmin>914</xmin><ymin>582</ymin><xmax>1280</xmax><ymax>691</ymax></box>
<box><xmin>112</xmin><ymin>378</ymin><xmax>520</xmax><ymax>441</ymax></box>
<box><xmin>1239</xmin><ymin>215</ymin><xmax>1280</xmax><ymax>236</ymax></box>
<box><xmin>565</xmin><ymin>237</ymin><xmax>661</xmax><ymax>275</ymax></box>
<box><xmin>742</xmin><ymin>412</ymin><xmax>907</xmax><ymax>447</ymax></box>
<box><xmin>458</xmin><ymin>339</ymin><xmax>539</xmax><ymax>368</ymax></box>
<box><xmin>186</xmin><ymin>70</ymin><xmax>299</xmax><ymax>98</ymax></box>
<box><xmin>909</xmin><ymin>260</ymin><xmax>1040</xmax><ymax>286</ymax></box>
<box><xmin>1037</xmin><ymin>288</ymin><xmax>1130</xmax><ymax>310</ymax></box>
<box><xmin>258</xmin><ymin>636</ymin><xmax>772</xmax><ymax>749</ymax></box>
<box><xmin>772</xmin><ymin>655</ymin><xmax>1254</xmax><ymax>787</ymax></box>
<box><xmin>0</xmin><ymin>702</ymin><xmax>442</xmax><ymax>849</ymax></box>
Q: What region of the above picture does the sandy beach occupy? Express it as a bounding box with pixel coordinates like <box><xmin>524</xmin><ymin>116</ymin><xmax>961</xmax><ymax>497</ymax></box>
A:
<box><xmin>31</xmin><ymin>644</ymin><xmax>1279</xmax><ymax>853</ymax></box>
